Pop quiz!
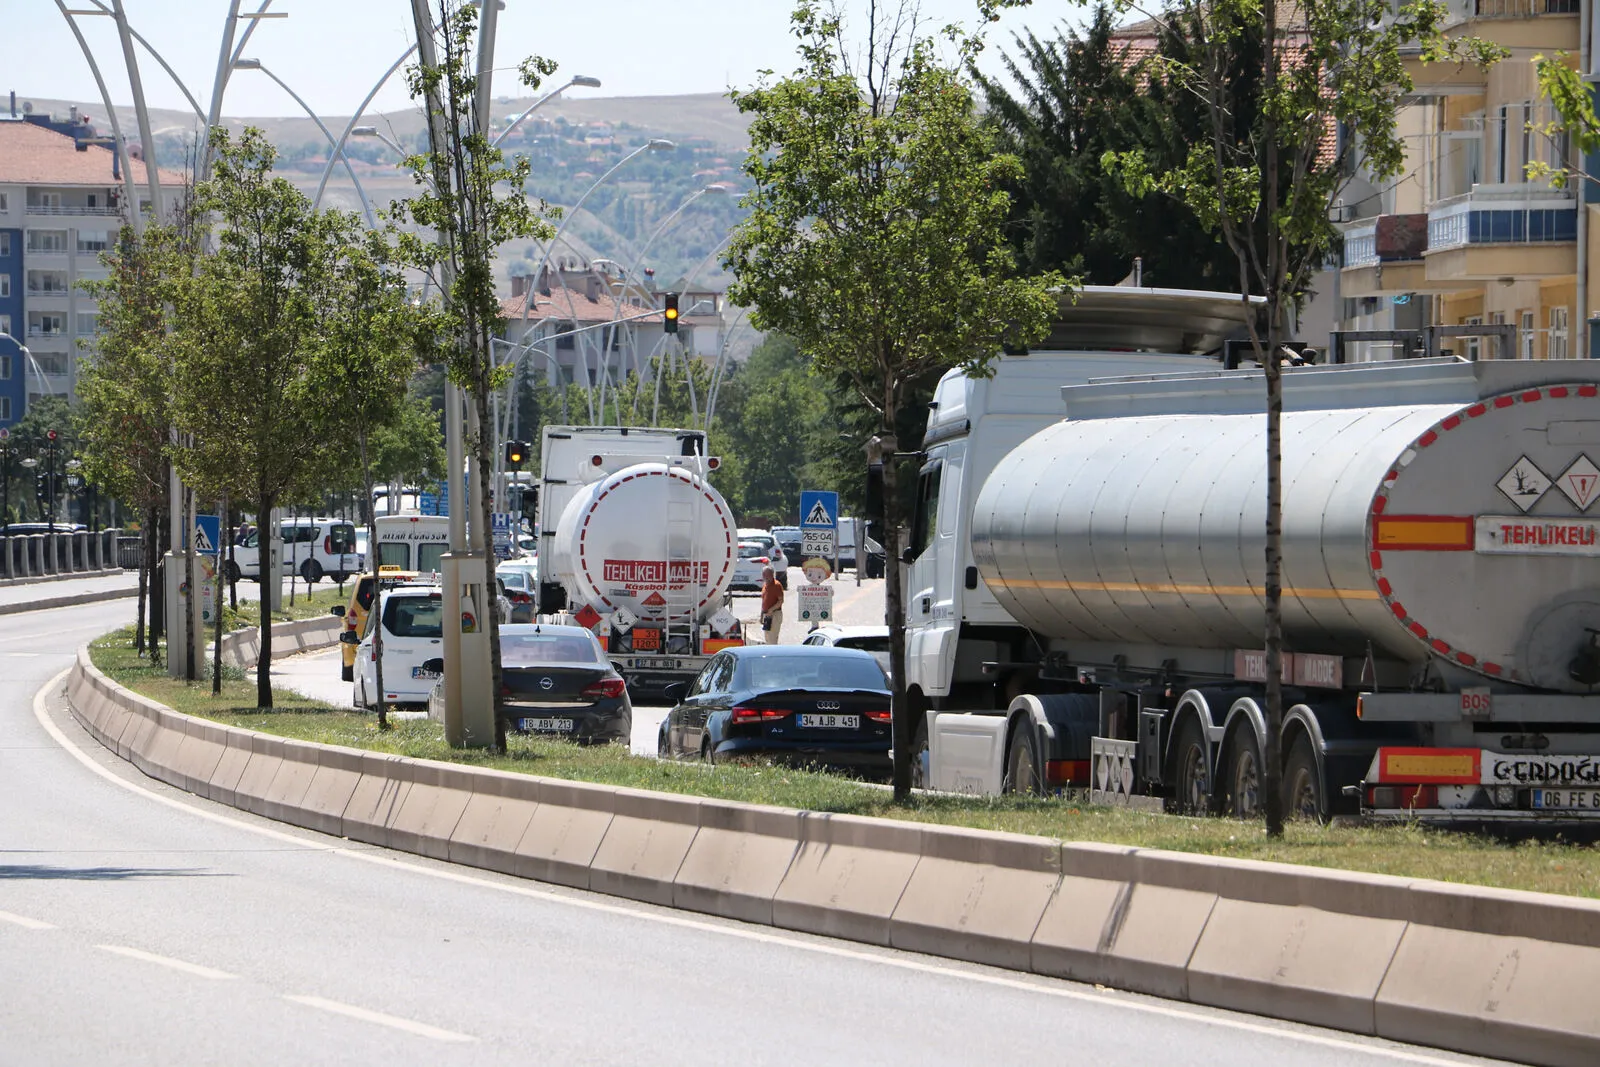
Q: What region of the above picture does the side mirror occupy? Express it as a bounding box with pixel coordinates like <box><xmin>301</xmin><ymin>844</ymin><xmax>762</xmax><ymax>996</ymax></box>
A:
<box><xmin>900</xmin><ymin>546</ymin><xmax>917</xmax><ymax>565</ymax></box>
<box><xmin>339</xmin><ymin>631</ymin><xmax>360</xmax><ymax>645</ymax></box>
<box><xmin>329</xmin><ymin>605</ymin><xmax>346</xmax><ymax>617</ymax></box>
<box><xmin>662</xmin><ymin>682</ymin><xmax>687</xmax><ymax>704</ymax></box>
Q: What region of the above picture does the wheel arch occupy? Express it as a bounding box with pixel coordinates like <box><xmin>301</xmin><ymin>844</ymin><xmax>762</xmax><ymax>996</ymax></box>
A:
<box><xmin>1166</xmin><ymin>688</ymin><xmax>1222</xmax><ymax>779</ymax></box>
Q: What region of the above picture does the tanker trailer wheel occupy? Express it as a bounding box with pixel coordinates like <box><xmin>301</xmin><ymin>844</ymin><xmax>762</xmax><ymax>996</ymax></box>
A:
<box><xmin>1225</xmin><ymin>730</ymin><xmax>1263</xmax><ymax>819</ymax></box>
<box><xmin>1168</xmin><ymin>716</ymin><xmax>1213</xmax><ymax>815</ymax></box>
<box><xmin>1283</xmin><ymin>735</ymin><xmax>1326</xmax><ymax>823</ymax></box>
<box><xmin>1003</xmin><ymin>724</ymin><xmax>1044</xmax><ymax>796</ymax></box>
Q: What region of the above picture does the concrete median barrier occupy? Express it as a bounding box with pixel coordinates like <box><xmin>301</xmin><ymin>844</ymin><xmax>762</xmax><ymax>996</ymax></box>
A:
<box><xmin>231</xmin><ymin>734</ymin><xmax>288</xmax><ymax>816</ymax></box>
<box><xmin>204</xmin><ymin>730</ymin><xmax>255</xmax><ymax>808</ymax></box>
<box><xmin>168</xmin><ymin>719</ymin><xmax>229</xmax><ymax>795</ymax></box>
<box><xmin>387</xmin><ymin>762</ymin><xmax>474</xmax><ymax>860</ymax></box>
<box><xmin>773</xmin><ymin>812</ymin><xmax>921</xmax><ymax>946</ymax></box>
<box><xmin>340</xmin><ymin>753</ymin><xmax>414</xmax><ymax>848</ymax></box>
<box><xmin>589</xmin><ymin>787</ymin><xmax>701</xmax><ymax>907</ymax></box>
<box><xmin>258</xmin><ymin>740</ymin><xmax>324</xmax><ymax>825</ymax></box>
<box><xmin>512</xmin><ymin>778</ymin><xmax>614</xmax><ymax>889</ymax></box>
<box><xmin>889</xmin><ymin>825</ymin><xmax>1062</xmax><ymax>971</ymax></box>
<box><xmin>1032</xmin><ymin>879</ymin><xmax>1215</xmax><ymax>1000</ymax></box>
<box><xmin>447</xmin><ymin>770</ymin><xmax>541</xmax><ymax>876</ymax></box>
<box><xmin>673</xmin><ymin>800</ymin><xmax>801</xmax><ymax>926</ymax></box>
<box><xmin>297</xmin><ymin>745</ymin><xmax>366</xmax><ymax>837</ymax></box>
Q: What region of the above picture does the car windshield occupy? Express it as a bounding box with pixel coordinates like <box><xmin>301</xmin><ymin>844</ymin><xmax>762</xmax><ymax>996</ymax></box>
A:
<box><xmin>383</xmin><ymin>595</ymin><xmax>443</xmax><ymax>638</ymax></box>
<box><xmin>736</xmin><ymin>652</ymin><xmax>887</xmax><ymax>691</ymax></box>
<box><xmin>502</xmin><ymin>633</ymin><xmax>601</xmax><ymax>665</ymax></box>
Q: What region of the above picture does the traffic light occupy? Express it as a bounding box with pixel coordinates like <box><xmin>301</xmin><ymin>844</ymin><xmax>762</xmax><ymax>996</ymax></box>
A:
<box><xmin>663</xmin><ymin>292</ymin><xmax>679</xmax><ymax>335</ymax></box>
<box><xmin>35</xmin><ymin>473</ymin><xmax>49</xmax><ymax>504</ymax></box>
<box><xmin>504</xmin><ymin>439</ymin><xmax>528</xmax><ymax>468</ymax></box>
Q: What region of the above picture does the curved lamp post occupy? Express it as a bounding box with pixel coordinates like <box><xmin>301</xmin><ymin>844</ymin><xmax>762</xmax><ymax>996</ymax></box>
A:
<box><xmin>491</xmin><ymin>74</ymin><xmax>602</xmax><ymax>149</ymax></box>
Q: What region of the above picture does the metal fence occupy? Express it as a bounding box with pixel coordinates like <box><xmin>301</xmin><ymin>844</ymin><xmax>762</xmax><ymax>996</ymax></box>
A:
<box><xmin>0</xmin><ymin>529</ymin><xmax>124</xmax><ymax>580</ymax></box>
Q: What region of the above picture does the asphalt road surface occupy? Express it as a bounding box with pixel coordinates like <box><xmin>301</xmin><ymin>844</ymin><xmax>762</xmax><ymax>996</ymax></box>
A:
<box><xmin>2</xmin><ymin>593</ymin><xmax>1517</xmax><ymax>1065</ymax></box>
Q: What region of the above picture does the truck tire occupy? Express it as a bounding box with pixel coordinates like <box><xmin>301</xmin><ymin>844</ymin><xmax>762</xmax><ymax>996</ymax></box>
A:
<box><xmin>1225</xmin><ymin>729</ymin><xmax>1263</xmax><ymax>819</ymax></box>
<box><xmin>1003</xmin><ymin>723</ymin><xmax>1044</xmax><ymax>796</ymax></box>
<box><xmin>1168</xmin><ymin>715</ymin><xmax>1212</xmax><ymax>815</ymax></box>
<box><xmin>1283</xmin><ymin>734</ymin><xmax>1326</xmax><ymax>823</ymax></box>
<box><xmin>224</xmin><ymin>559</ymin><xmax>241</xmax><ymax>583</ymax></box>
<box><xmin>658</xmin><ymin>721</ymin><xmax>671</xmax><ymax>759</ymax></box>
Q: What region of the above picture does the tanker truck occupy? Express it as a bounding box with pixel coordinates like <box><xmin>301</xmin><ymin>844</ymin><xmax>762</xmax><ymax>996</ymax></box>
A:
<box><xmin>536</xmin><ymin>425</ymin><xmax>744</xmax><ymax>697</ymax></box>
<box><xmin>908</xmin><ymin>286</ymin><xmax>1600</xmax><ymax>823</ymax></box>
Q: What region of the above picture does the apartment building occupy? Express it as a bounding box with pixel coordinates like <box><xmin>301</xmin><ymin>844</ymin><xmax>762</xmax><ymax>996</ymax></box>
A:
<box><xmin>1338</xmin><ymin>0</ymin><xmax>1593</xmax><ymax>360</ymax></box>
<box><xmin>0</xmin><ymin>105</ymin><xmax>184</xmax><ymax>427</ymax></box>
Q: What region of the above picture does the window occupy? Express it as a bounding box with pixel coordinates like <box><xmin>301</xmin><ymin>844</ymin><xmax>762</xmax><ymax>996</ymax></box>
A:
<box><xmin>0</xmin><ymin>276</ymin><xmax>9</xmax><ymax>298</ymax></box>
<box><xmin>1521</xmin><ymin>311</ymin><xmax>1535</xmax><ymax>360</ymax></box>
<box><xmin>908</xmin><ymin>460</ymin><xmax>943</xmax><ymax>562</ymax></box>
<box><xmin>76</xmin><ymin>313</ymin><xmax>98</xmax><ymax>336</ymax></box>
<box><xmin>26</xmin><ymin>230</ymin><xmax>67</xmax><ymax>253</ymax></box>
<box><xmin>76</xmin><ymin>230</ymin><xmax>108</xmax><ymax>253</ymax></box>
<box><xmin>0</xmin><ymin>315</ymin><xmax>9</xmax><ymax>337</ymax></box>
<box><xmin>1496</xmin><ymin>105</ymin><xmax>1508</xmax><ymax>183</ymax></box>
<box><xmin>0</xmin><ymin>233</ymin><xmax>9</xmax><ymax>257</ymax></box>
<box><xmin>0</xmin><ymin>192</ymin><xmax>8</xmax><ymax>212</ymax></box>
<box><xmin>1463</xmin><ymin>315</ymin><xmax>1482</xmax><ymax>361</ymax></box>
<box><xmin>0</xmin><ymin>355</ymin><xmax>10</xmax><ymax>380</ymax></box>
<box><xmin>36</xmin><ymin>314</ymin><xmax>64</xmax><ymax>336</ymax></box>
<box><xmin>27</xmin><ymin>270</ymin><xmax>68</xmax><ymax>293</ymax></box>
<box><xmin>1549</xmin><ymin>306</ymin><xmax>1569</xmax><ymax>360</ymax></box>
<box><xmin>382</xmin><ymin>595</ymin><xmax>444</xmax><ymax>639</ymax></box>
<box><xmin>0</xmin><ymin>397</ymin><xmax>9</xmax><ymax>421</ymax></box>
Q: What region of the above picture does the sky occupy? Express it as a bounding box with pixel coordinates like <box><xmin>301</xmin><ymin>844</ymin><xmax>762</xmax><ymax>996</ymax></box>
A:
<box><xmin>7</xmin><ymin>1</ymin><xmax>1082</xmax><ymax>122</ymax></box>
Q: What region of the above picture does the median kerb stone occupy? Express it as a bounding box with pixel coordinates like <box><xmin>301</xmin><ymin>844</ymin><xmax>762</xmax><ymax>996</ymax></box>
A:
<box><xmin>589</xmin><ymin>787</ymin><xmax>702</xmax><ymax>906</ymax></box>
<box><xmin>339</xmin><ymin>753</ymin><xmax>414</xmax><ymax>847</ymax></box>
<box><xmin>1135</xmin><ymin>848</ymin><xmax>1415</xmax><ymax>923</ymax></box>
<box><xmin>673</xmin><ymin>799</ymin><xmax>801</xmax><ymax>927</ymax></box>
<box><xmin>204</xmin><ymin>729</ymin><xmax>255</xmax><ymax>806</ymax></box>
<box><xmin>447</xmin><ymin>768</ymin><xmax>541</xmax><ymax>876</ymax></box>
<box><xmin>259</xmin><ymin>740</ymin><xmax>323</xmax><ymax>825</ymax></box>
<box><xmin>1035</xmin><ymin>879</ymin><xmax>1215</xmax><ymax>999</ymax></box>
<box><xmin>296</xmin><ymin>744</ymin><xmax>366</xmax><ymax>837</ymax></box>
<box><xmin>1186</xmin><ymin>895</ymin><xmax>1406</xmax><ymax>1035</ymax></box>
<box><xmin>142</xmin><ymin>709</ymin><xmax>188</xmax><ymax>778</ymax></box>
<box><xmin>386</xmin><ymin>759</ymin><xmax>473</xmax><ymax>860</ymax></box>
<box><xmin>231</xmin><ymin>733</ymin><xmax>289</xmax><ymax>815</ymax></box>
<box><xmin>1403</xmin><ymin>879</ymin><xmax>1600</xmax><ymax>950</ymax></box>
<box><xmin>512</xmin><ymin>778</ymin><xmax>615</xmax><ymax>889</ymax></box>
<box><xmin>772</xmin><ymin>811</ymin><xmax>922</xmax><ymax>946</ymax></box>
<box><xmin>889</xmin><ymin>825</ymin><xmax>1062</xmax><ymax>971</ymax></box>
<box><xmin>1375</xmin><ymin>923</ymin><xmax>1600</xmax><ymax>1067</ymax></box>
<box><xmin>169</xmin><ymin>717</ymin><xmax>228</xmax><ymax>794</ymax></box>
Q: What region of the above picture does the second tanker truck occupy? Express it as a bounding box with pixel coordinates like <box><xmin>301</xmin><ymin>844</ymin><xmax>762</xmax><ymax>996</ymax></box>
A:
<box><xmin>908</xmin><ymin>286</ymin><xmax>1600</xmax><ymax>824</ymax></box>
<box><xmin>535</xmin><ymin>425</ymin><xmax>745</xmax><ymax>698</ymax></box>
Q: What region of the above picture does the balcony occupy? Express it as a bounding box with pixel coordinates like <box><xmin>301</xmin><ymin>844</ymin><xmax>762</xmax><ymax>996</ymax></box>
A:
<box><xmin>1427</xmin><ymin>185</ymin><xmax>1575</xmax><ymax>249</ymax></box>
<box><xmin>1341</xmin><ymin>214</ymin><xmax>1439</xmax><ymax>295</ymax></box>
<box><xmin>23</xmin><ymin>202</ymin><xmax>120</xmax><ymax>218</ymax></box>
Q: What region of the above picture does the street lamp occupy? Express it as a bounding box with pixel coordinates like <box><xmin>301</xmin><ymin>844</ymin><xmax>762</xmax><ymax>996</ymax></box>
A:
<box><xmin>351</xmin><ymin>125</ymin><xmax>407</xmax><ymax>157</ymax></box>
<box><xmin>233</xmin><ymin>58</ymin><xmax>377</xmax><ymax>226</ymax></box>
<box><xmin>491</xmin><ymin>74</ymin><xmax>602</xmax><ymax>149</ymax></box>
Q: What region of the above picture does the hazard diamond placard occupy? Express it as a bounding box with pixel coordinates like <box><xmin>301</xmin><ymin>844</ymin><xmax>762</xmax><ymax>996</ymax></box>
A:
<box><xmin>1557</xmin><ymin>454</ymin><xmax>1599</xmax><ymax>511</ymax></box>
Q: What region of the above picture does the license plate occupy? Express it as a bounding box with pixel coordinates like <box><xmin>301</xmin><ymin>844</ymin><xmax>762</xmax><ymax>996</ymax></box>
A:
<box><xmin>523</xmin><ymin>717</ymin><xmax>574</xmax><ymax>732</ymax></box>
<box><xmin>411</xmin><ymin>667</ymin><xmax>441</xmax><ymax>679</ymax></box>
<box><xmin>798</xmin><ymin>714</ymin><xmax>858</xmax><ymax>729</ymax></box>
<box><xmin>630</xmin><ymin>657</ymin><xmax>682</xmax><ymax>670</ymax></box>
<box><xmin>1532</xmin><ymin>789</ymin><xmax>1600</xmax><ymax>810</ymax></box>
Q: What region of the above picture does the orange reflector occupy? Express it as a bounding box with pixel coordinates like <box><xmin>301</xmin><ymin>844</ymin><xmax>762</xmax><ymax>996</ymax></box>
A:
<box><xmin>1372</xmin><ymin>515</ymin><xmax>1474</xmax><ymax>552</ymax></box>
<box><xmin>1046</xmin><ymin>759</ymin><xmax>1089</xmax><ymax>785</ymax></box>
<box><xmin>1377</xmin><ymin>747</ymin><xmax>1480</xmax><ymax>784</ymax></box>
<box><xmin>704</xmin><ymin>638</ymin><xmax>743</xmax><ymax>653</ymax></box>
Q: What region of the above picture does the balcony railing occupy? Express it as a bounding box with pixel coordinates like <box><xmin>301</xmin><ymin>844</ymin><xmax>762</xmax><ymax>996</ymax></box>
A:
<box><xmin>1473</xmin><ymin>0</ymin><xmax>1578</xmax><ymax>15</ymax></box>
<box><xmin>1344</xmin><ymin>222</ymin><xmax>1379</xmax><ymax>269</ymax></box>
<box><xmin>1427</xmin><ymin>185</ymin><xmax>1575</xmax><ymax>249</ymax></box>
<box><xmin>23</xmin><ymin>203</ymin><xmax>121</xmax><ymax>217</ymax></box>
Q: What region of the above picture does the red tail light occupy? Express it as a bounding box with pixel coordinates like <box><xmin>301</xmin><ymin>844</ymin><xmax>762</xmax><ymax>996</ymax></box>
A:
<box><xmin>732</xmin><ymin>706</ymin><xmax>790</xmax><ymax>723</ymax></box>
<box><xmin>1366</xmin><ymin>784</ymin><xmax>1438</xmax><ymax>810</ymax></box>
<box><xmin>865</xmin><ymin>709</ymin><xmax>891</xmax><ymax>722</ymax></box>
<box><xmin>580</xmin><ymin>677</ymin><xmax>627</xmax><ymax>700</ymax></box>
<box><xmin>324</xmin><ymin>535</ymin><xmax>332</xmax><ymax>554</ymax></box>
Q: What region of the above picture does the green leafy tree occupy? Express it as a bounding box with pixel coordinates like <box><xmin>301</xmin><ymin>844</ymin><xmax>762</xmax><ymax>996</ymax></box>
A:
<box><xmin>726</xmin><ymin>0</ymin><xmax>1063</xmax><ymax>799</ymax></box>
<box><xmin>1103</xmin><ymin>0</ymin><xmax>1501</xmax><ymax>834</ymax></box>
<box><xmin>396</xmin><ymin>0</ymin><xmax>558</xmax><ymax>748</ymax></box>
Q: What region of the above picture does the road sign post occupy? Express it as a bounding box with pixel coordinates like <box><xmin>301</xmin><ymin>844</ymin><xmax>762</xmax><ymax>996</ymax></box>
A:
<box><xmin>799</xmin><ymin>489</ymin><xmax>840</xmax><ymax>578</ymax></box>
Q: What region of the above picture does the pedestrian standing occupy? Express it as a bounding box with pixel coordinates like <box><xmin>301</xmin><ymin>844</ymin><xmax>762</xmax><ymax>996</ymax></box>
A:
<box><xmin>760</xmin><ymin>565</ymin><xmax>785</xmax><ymax>645</ymax></box>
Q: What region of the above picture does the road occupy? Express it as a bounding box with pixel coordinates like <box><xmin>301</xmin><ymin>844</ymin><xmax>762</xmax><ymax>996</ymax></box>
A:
<box><xmin>0</xmin><ymin>590</ymin><xmax>1515</xmax><ymax>1065</ymax></box>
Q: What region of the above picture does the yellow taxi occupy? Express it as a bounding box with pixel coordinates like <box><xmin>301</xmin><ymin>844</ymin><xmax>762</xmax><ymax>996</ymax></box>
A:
<box><xmin>330</xmin><ymin>567</ymin><xmax>424</xmax><ymax>681</ymax></box>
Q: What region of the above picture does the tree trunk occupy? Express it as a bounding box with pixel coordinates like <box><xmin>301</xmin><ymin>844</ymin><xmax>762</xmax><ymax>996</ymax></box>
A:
<box><xmin>147</xmin><ymin>509</ymin><xmax>164</xmax><ymax>667</ymax></box>
<box><xmin>883</xmin><ymin>381</ymin><xmax>913</xmax><ymax>801</ymax></box>
<box><xmin>360</xmin><ymin>430</ymin><xmax>388</xmax><ymax>731</ymax></box>
<box><xmin>471</xmin><ymin>363</ymin><xmax>506</xmax><ymax>752</ymax></box>
<box><xmin>257</xmin><ymin>489</ymin><xmax>275</xmax><ymax>710</ymax></box>
<box><xmin>1260</xmin><ymin>0</ymin><xmax>1286</xmax><ymax>839</ymax></box>
<box><xmin>185</xmin><ymin>482</ymin><xmax>198</xmax><ymax>683</ymax></box>
<box><xmin>135</xmin><ymin>506</ymin><xmax>150</xmax><ymax>656</ymax></box>
<box><xmin>213</xmin><ymin>492</ymin><xmax>227</xmax><ymax>695</ymax></box>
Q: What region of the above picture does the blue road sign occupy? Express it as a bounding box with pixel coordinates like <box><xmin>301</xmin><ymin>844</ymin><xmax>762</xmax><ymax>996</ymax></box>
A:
<box><xmin>800</xmin><ymin>490</ymin><xmax>839</xmax><ymax>530</ymax></box>
<box><xmin>419</xmin><ymin>492</ymin><xmax>441</xmax><ymax>516</ymax></box>
<box><xmin>194</xmin><ymin>514</ymin><xmax>222</xmax><ymax>556</ymax></box>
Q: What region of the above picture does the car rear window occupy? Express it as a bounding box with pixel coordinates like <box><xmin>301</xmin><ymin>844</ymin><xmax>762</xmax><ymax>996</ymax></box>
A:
<box><xmin>328</xmin><ymin>523</ymin><xmax>357</xmax><ymax>553</ymax></box>
<box><xmin>383</xmin><ymin>596</ymin><xmax>443</xmax><ymax>638</ymax></box>
<box><xmin>738</xmin><ymin>652</ymin><xmax>887</xmax><ymax>691</ymax></box>
<box><xmin>501</xmin><ymin>633</ymin><xmax>601</xmax><ymax>664</ymax></box>
<box><xmin>499</xmin><ymin>571</ymin><xmax>530</xmax><ymax>591</ymax></box>
<box><xmin>738</xmin><ymin>542</ymin><xmax>768</xmax><ymax>559</ymax></box>
<box><xmin>839</xmin><ymin>635</ymin><xmax>890</xmax><ymax>653</ymax></box>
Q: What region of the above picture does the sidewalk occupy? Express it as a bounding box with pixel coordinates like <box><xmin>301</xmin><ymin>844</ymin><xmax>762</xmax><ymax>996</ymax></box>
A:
<box><xmin>0</xmin><ymin>570</ymin><xmax>142</xmax><ymax>615</ymax></box>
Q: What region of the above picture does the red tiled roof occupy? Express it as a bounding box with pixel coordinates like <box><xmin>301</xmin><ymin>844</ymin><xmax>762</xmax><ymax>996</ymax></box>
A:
<box><xmin>0</xmin><ymin>119</ymin><xmax>186</xmax><ymax>188</ymax></box>
<box><xmin>499</xmin><ymin>286</ymin><xmax>664</xmax><ymax>332</ymax></box>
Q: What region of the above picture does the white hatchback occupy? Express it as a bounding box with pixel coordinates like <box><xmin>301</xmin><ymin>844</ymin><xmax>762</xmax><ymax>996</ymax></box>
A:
<box><xmin>351</xmin><ymin>586</ymin><xmax>446</xmax><ymax>708</ymax></box>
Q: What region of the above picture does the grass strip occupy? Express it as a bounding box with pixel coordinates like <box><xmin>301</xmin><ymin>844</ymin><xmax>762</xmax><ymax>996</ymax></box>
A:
<box><xmin>88</xmin><ymin>626</ymin><xmax>1600</xmax><ymax>899</ymax></box>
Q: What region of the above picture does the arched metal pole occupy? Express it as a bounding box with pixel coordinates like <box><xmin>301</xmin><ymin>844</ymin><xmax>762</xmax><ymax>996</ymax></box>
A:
<box><xmin>312</xmin><ymin>44</ymin><xmax>419</xmax><ymax>211</ymax></box>
<box><xmin>704</xmin><ymin>306</ymin><xmax>749</xmax><ymax>431</ymax></box>
<box><xmin>201</xmin><ymin>1</ymin><xmax>245</xmax><ymax>181</ymax></box>
<box><xmin>241</xmin><ymin>63</ymin><xmax>376</xmax><ymax>227</ymax></box>
<box><xmin>83</xmin><ymin>0</ymin><xmax>206</xmax><ymax>122</ymax></box>
<box><xmin>111</xmin><ymin>0</ymin><xmax>163</xmax><ymax>221</ymax></box>
<box><xmin>52</xmin><ymin>1</ymin><xmax>141</xmax><ymax>232</ymax></box>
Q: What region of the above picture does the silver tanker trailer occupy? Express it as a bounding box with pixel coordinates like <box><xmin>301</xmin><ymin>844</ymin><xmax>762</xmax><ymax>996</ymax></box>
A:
<box><xmin>907</xmin><ymin>287</ymin><xmax>1600</xmax><ymax>823</ymax></box>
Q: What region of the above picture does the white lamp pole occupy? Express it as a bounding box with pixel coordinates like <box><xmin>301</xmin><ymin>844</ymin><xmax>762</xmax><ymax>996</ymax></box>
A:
<box><xmin>491</xmin><ymin>75</ymin><xmax>602</xmax><ymax>148</ymax></box>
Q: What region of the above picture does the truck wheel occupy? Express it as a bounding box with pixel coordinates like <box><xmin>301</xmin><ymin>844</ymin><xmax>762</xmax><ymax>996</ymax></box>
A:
<box><xmin>1168</xmin><ymin>716</ymin><xmax>1212</xmax><ymax>815</ymax></box>
<box><xmin>658</xmin><ymin>721</ymin><xmax>671</xmax><ymax>759</ymax></box>
<box><xmin>1003</xmin><ymin>723</ymin><xmax>1044</xmax><ymax>796</ymax></box>
<box><xmin>1226</xmin><ymin>731</ymin><xmax>1263</xmax><ymax>819</ymax></box>
<box><xmin>224</xmin><ymin>560</ymin><xmax>241</xmax><ymax>583</ymax></box>
<box><xmin>1283</xmin><ymin>735</ymin><xmax>1326</xmax><ymax>823</ymax></box>
<box><xmin>302</xmin><ymin>559</ymin><xmax>323</xmax><ymax>584</ymax></box>
<box><xmin>701</xmin><ymin>737</ymin><xmax>714</xmax><ymax>765</ymax></box>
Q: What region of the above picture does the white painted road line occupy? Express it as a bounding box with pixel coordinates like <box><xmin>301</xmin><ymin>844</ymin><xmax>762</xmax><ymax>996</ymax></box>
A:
<box><xmin>0</xmin><ymin>909</ymin><xmax>56</xmax><ymax>930</ymax></box>
<box><xmin>35</xmin><ymin>670</ymin><xmax>1493</xmax><ymax>1067</ymax></box>
<box><xmin>96</xmin><ymin>944</ymin><xmax>238</xmax><ymax>980</ymax></box>
<box><xmin>282</xmin><ymin>994</ymin><xmax>476</xmax><ymax>1043</ymax></box>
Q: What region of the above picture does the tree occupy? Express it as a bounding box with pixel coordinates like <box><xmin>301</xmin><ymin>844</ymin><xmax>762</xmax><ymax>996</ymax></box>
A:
<box><xmin>726</xmin><ymin>0</ymin><xmax>1063</xmax><ymax>800</ymax></box>
<box><xmin>396</xmin><ymin>0</ymin><xmax>558</xmax><ymax>748</ymax></box>
<box><xmin>1103</xmin><ymin>0</ymin><xmax>1500</xmax><ymax>834</ymax></box>
<box><xmin>170</xmin><ymin>128</ymin><xmax>344</xmax><ymax>708</ymax></box>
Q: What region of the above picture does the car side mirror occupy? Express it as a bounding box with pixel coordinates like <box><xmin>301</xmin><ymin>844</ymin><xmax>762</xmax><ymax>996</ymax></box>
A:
<box><xmin>329</xmin><ymin>605</ymin><xmax>346</xmax><ymax>617</ymax></box>
<box><xmin>339</xmin><ymin>631</ymin><xmax>360</xmax><ymax>645</ymax></box>
<box><xmin>663</xmin><ymin>682</ymin><xmax>687</xmax><ymax>704</ymax></box>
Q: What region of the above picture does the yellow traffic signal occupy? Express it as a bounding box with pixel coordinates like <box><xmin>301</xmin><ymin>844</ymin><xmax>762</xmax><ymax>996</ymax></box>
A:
<box><xmin>663</xmin><ymin>292</ymin><xmax>680</xmax><ymax>335</ymax></box>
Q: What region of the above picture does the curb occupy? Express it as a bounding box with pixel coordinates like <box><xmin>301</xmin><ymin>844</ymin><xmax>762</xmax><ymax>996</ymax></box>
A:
<box><xmin>63</xmin><ymin>630</ymin><xmax>1600</xmax><ymax>1067</ymax></box>
<box><xmin>0</xmin><ymin>581</ymin><xmax>137</xmax><ymax>616</ymax></box>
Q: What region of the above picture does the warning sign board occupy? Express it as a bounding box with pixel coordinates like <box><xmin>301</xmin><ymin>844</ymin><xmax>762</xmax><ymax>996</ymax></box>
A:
<box><xmin>800</xmin><ymin>490</ymin><xmax>838</xmax><ymax>530</ymax></box>
<box><xmin>797</xmin><ymin>583</ymin><xmax>833</xmax><ymax>622</ymax></box>
<box><xmin>1557</xmin><ymin>455</ymin><xmax>1599</xmax><ymax>511</ymax></box>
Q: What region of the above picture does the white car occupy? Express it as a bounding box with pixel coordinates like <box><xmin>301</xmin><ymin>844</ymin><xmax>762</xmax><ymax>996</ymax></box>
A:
<box><xmin>730</xmin><ymin>539</ymin><xmax>781</xmax><ymax>593</ymax></box>
<box><xmin>231</xmin><ymin>517</ymin><xmax>363</xmax><ymax>584</ymax></box>
<box><xmin>351</xmin><ymin>586</ymin><xmax>445</xmax><ymax>708</ymax></box>
<box><xmin>801</xmin><ymin>624</ymin><xmax>892</xmax><ymax>678</ymax></box>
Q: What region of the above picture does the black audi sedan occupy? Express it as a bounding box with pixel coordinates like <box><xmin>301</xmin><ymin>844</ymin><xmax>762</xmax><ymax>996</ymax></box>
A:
<box><xmin>657</xmin><ymin>645</ymin><xmax>891</xmax><ymax>776</ymax></box>
<box><xmin>432</xmin><ymin>623</ymin><xmax>631</xmax><ymax>744</ymax></box>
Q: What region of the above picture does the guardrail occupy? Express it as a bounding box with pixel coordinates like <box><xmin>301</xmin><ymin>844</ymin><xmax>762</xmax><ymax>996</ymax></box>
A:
<box><xmin>0</xmin><ymin>529</ymin><xmax>122</xmax><ymax>581</ymax></box>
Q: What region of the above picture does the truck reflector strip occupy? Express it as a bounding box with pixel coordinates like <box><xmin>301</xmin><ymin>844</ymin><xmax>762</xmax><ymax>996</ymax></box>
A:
<box><xmin>1371</xmin><ymin>515</ymin><xmax>1475</xmax><ymax>551</ymax></box>
<box><xmin>1376</xmin><ymin>747</ymin><xmax>1480</xmax><ymax>784</ymax></box>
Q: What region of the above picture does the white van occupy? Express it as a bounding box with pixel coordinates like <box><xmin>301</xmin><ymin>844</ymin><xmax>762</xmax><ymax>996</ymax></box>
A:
<box><xmin>374</xmin><ymin>514</ymin><xmax>450</xmax><ymax>575</ymax></box>
<box><xmin>351</xmin><ymin>585</ymin><xmax>445</xmax><ymax>708</ymax></box>
<box><xmin>230</xmin><ymin>517</ymin><xmax>362</xmax><ymax>584</ymax></box>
